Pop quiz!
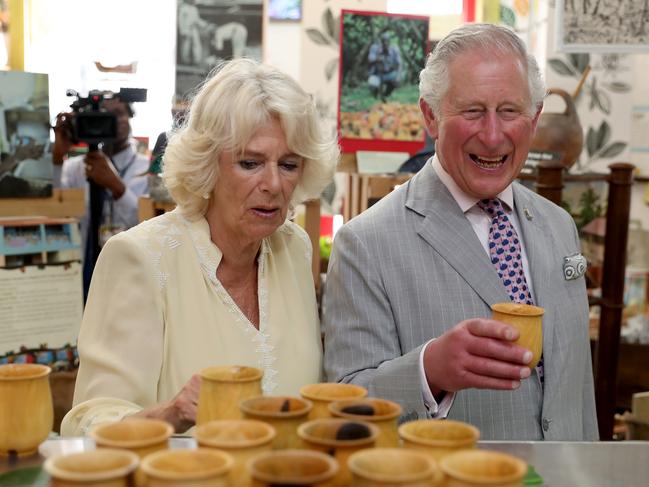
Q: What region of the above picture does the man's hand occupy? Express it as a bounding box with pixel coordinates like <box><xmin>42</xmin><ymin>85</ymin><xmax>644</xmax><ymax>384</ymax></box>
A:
<box><xmin>85</xmin><ymin>151</ymin><xmax>125</xmax><ymax>199</ymax></box>
<box><xmin>132</xmin><ymin>374</ymin><xmax>201</xmax><ymax>433</ymax></box>
<box><xmin>423</xmin><ymin>318</ymin><xmax>533</xmax><ymax>397</ymax></box>
<box><xmin>52</xmin><ymin>112</ymin><xmax>74</xmax><ymax>166</ymax></box>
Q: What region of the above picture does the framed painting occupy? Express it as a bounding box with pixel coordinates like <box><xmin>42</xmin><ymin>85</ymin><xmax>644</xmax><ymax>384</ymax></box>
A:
<box><xmin>175</xmin><ymin>0</ymin><xmax>263</xmax><ymax>102</ymax></box>
<box><xmin>268</xmin><ymin>0</ymin><xmax>301</xmax><ymax>21</ymax></box>
<box><xmin>556</xmin><ymin>0</ymin><xmax>649</xmax><ymax>53</ymax></box>
<box><xmin>338</xmin><ymin>9</ymin><xmax>429</xmax><ymax>154</ymax></box>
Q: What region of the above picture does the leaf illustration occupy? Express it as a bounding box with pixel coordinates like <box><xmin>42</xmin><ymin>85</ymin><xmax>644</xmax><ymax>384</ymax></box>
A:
<box><xmin>548</xmin><ymin>58</ymin><xmax>577</xmax><ymax>76</ymax></box>
<box><xmin>603</xmin><ymin>81</ymin><xmax>631</xmax><ymax>93</ymax></box>
<box><xmin>306</xmin><ymin>28</ymin><xmax>331</xmax><ymax>46</ymax></box>
<box><xmin>586</xmin><ymin>126</ymin><xmax>597</xmax><ymax>158</ymax></box>
<box><xmin>322</xmin><ymin>8</ymin><xmax>335</xmax><ymax>40</ymax></box>
<box><xmin>599</xmin><ymin>142</ymin><xmax>626</xmax><ymax>158</ymax></box>
<box><xmin>596</xmin><ymin>89</ymin><xmax>611</xmax><ymax>115</ymax></box>
<box><xmin>568</xmin><ymin>53</ymin><xmax>590</xmax><ymax>73</ymax></box>
<box><xmin>500</xmin><ymin>5</ymin><xmax>516</xmax><ymax>27</ymax></box>
<box><xmin>325</xmin><ymin>57</ymin><xmax>338</xmax><ymax>81</ymax></box>
<box><xmin>596</xmin><ymin>121</ymin><xmax>611</xmax><ymax>151</ymax></box>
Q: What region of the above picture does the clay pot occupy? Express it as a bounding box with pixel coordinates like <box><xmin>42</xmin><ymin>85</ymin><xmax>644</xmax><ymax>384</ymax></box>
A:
<box><xmin>531</xmin><ymin>88</ymin><xmax>583</xmax><ymax>169</ymax></box>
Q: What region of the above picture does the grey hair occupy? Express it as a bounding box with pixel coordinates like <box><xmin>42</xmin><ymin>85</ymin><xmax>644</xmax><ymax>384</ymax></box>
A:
<box><xmin>162</xmin><ymin>58</ymin><xmax>340</xmax><ymax>220</ymax></box>
<box><xmin>419</xmin><ymin>23</ymin><xmax>545</xmax><ymax>117</ymax></box>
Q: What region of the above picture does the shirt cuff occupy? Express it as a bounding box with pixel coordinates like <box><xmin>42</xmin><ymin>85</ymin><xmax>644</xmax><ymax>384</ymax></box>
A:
<box><xmin>419</xmin><ymin>338</ymin><xmax>456</xmax><ymax>418</ymax></box>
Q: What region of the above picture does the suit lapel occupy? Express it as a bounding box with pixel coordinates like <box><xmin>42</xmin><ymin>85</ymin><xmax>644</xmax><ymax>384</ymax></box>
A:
<box><xmin>406</xmin><ymin>164</ymin><xmax>510</xmax><ymax>307</ymax></box>
<box><xmin>512</xmin><ymin>185</ymin><xmax>556</xmax><ymax>383</ymax></box>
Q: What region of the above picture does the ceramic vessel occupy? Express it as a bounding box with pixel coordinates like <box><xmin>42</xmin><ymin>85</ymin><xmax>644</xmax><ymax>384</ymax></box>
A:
<box><xmin>197</xmin><ymin>365</ymin><xmax>263</xmax><ymax>424</ymax></box>
<box><xmin>239</xmin><ymin>395</ymin><xmax>312</xmax><ymax>449</ymax></box>
<box><xmin>194</xmin><ymin>419</ymin><xmax>275</xmax><ymax>486</ymax></box>
<box><xmin>140</xmin><ymin>448</ymin><xmax>233</xmax><ymax>487</ymax></box>
<box><xmin>0</xmin><ymin>363</ymin><xmax>53</xmax><ymax>457</ymax></box>
<box><xmin>44</xmin><ymin>448</ymin><xmax>139</xmax><ymax>487</ymax></box>
<box><xmin>299</xmin><ymin>382</ymin><xmax>368</xmax><ymax>420</ymax></box>
<box><xmin>530</xmin><ymin>88</ymin><xmax>583</xmax><ymax>169</ymax></box>
<box><xmin>491</xmin><ymin>303</ymin><xmax>545</xmax><ymax>369</ymax></box>
<box><xmin>328</xmin><ymin>397</ymin><xmax>402</xmax><ymax>447</ymax></box>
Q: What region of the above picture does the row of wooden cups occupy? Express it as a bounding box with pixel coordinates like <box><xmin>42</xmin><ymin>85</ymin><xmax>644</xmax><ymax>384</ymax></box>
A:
<box><xmin>43</xmin><ymin>366</ymin><xmax>527</xmax><ymax>486</ymax></box>
<box><xmin>44</xmin><ymin>415</ymin><xmax>526</xmax><ymax>487</ymax></box>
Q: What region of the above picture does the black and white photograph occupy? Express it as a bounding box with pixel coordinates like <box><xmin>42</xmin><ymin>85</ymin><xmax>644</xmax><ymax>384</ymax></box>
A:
<box><xmin>0</xmin><ymin>71</ymin><xmax>52</xmax><ymax>198</ymax></box>
<box><xmin>175</xmin><ymin>0</ymin><xmax>263</xmax><ymax>101</ymax></box>
<box><xmin>557</xmin><ymin>0</ymin><xmax>649</xmax><ymax>52</ymax></box>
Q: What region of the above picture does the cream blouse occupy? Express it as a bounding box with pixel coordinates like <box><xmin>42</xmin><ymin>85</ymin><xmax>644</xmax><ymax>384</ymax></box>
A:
<box><xmin>61</xmin><ymin>209</ymin><xmax>322</xmax><ymax>436</ymax></box>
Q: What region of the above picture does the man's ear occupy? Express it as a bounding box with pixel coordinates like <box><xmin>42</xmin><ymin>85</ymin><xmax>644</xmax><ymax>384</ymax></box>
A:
<box><xmin>419</xmin><ymin>98</ymin><xmax>439</xmax><ymax>139</ymax></box>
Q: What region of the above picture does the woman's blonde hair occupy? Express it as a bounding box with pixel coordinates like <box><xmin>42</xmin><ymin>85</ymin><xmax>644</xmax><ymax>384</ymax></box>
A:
<box><xmin>163</xmin><ymin>58</ymin><xmax>339</xmax><ymax>220</ymax></box>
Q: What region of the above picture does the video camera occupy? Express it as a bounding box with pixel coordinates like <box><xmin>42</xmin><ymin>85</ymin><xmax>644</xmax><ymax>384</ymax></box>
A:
<box><xmin>65</xmin><ymin>87</ymin><xmax>147</xmax><ymax>146</ymax></box>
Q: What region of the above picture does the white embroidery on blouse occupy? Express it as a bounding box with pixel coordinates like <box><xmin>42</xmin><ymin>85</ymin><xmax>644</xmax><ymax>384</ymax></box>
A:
<box><xmin>180</xmin><ymin>213</ymin><xmax>279</xmax><ymax>394</ymax></box>
<box><xmin>280</xmin><ymin>221</ymin><xmax>312</xmax><ymax>263</ymax></box>
<box><xmin>132</xmin><ymin>211</ymin><xmax>184</xmax><ymax>290</ymax></box>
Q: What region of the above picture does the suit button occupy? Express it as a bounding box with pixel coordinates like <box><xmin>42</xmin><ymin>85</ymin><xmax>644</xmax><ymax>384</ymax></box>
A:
<box><xmin>542</xmin><ymin>418</ymin><xmax>551</xmax><ymax>431</ymax></box>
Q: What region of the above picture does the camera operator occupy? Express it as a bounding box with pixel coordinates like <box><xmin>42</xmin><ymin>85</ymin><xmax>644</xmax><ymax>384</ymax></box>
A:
<box><xmin>52</xmin><ymin>97</ymin><xmax>149</xmax><ymax>300</ymax></box>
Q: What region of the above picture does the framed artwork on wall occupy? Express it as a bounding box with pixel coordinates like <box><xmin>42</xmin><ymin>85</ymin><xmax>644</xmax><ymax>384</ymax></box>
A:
<box><xmin>0</xmin><ymin>71</ymin><xmax>52</xmax><ymax>198</ymax></box>
<box><xmin>556</xmin><ymin>0</ymin><xmax>649</xmax><ymax>53</ymax></box>
<box><xmin>269</xmin><ymin>0</ymin><xmax>302</xmax><ymax>21</ymax></box>
<box><xmin>175</xmin><ymin>0</ymin><xmax>263</xmax><ymax>103</ymax></box>
<box><xmin>338</xmin><ymin>9</ymin><xmax>429</xmax><ymax>154</ymax></box>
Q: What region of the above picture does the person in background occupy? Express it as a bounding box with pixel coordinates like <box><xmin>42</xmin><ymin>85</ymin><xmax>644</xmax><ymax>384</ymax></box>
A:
<box><xmin>323</xmin><ymin>23</ymin><xmax>597</xmax><ymax>441</ymax></box>
<box><xmin>367</xmin><ymin>31</ymin><xmax>402</xmax><ymax>102</ymax></box>
<box><xmin>61</xmin><ymin>58</ymin><xmax>339</xmax><ymax>436</ymax></box>
<box><xmin>52</xmin><ymin>98</ymin><xmax>149</xmax><ymax>300</ymax></box>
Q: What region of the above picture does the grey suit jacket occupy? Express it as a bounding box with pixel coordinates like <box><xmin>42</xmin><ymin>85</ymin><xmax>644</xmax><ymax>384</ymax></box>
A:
<box><xmin>323</xmin><ymin>161</ymin><xmax>598</xmax><ymax>440</ymax></box>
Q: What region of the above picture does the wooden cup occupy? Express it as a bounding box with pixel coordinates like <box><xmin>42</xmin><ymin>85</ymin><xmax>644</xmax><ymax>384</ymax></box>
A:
<box><xmin>0</xmin><ymin>363</ymin><xmax>53</xmax><ymax>457</ymax></box>
<box><xmin>239</xmin><ymin>396</ymin><xmax>312</xmax><ymax>449</ymax></box>
<box><xmin>194</xmin><ymin>419</ymin><xmax>275</xmax><ymax>487</ymax></box>
<box><xmin>197</xmin><ymin>365</ymin><xmax>263</xmax><ymax>424</ymax></box>
<box><xmin>44</xmin><ymin>448</ymin><xmax>139</xmax><ymax>487</ymax></box>
<box><xmin>248</xmin><ymin>449</ymin><xmax>338</xmax><ymax>487</ymax></box>
<box><xmin>328</xmin><ymin>398</ymin><xmax>402</xmax><ymax>447</ymax></box>
<box><xmin>439</xmin><ymin>450</ymin><xmax>527</xmax><ymax>487</ymax></box>
<box><xmin>348</xmin><ymin>447</ymin><xmax>437</xmax><ymax>487</ymax></box>
<box><xmin>140</xmin><ymin>448</ymin><xmax>233</xmax><ymax>487</ymax></box>
<box><xmin>399</xmin><ymin>419</ymin><xmax>480</xmax><ymax>461</ymax></box>
<box><xmin>299</xmin><ymin>383</ymin><xmax>368</xmax><ymax>420</ymax></box>
<box><xmin>298</xmin><ymin>418</ymin><xmax>379</xmax><ymax>487</ymax></box>
<box><xmin>90</xmin><ymin>417</ymin><xmax>173</xmax><ymax>487</ymax></box>
<box><xmin>491</xmin><ymin>303</ymin><xmax>545</xmax><ymax>369</ymax></box>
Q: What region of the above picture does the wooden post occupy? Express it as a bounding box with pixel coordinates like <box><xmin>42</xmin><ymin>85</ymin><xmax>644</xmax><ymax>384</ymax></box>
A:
<box><xmin>304</xmin><ymin>199</ymin><xmax>321</xmax><ymax>290</ymax></box>
<box><xmin>534</xmin><ymin>161</ymin><xmax>564</xmax><ymax>206</ymax></box>
<box><xmin>595</xmin><ymin>163</ymin><xmax>634</xmax><ymax>440</ymax></box>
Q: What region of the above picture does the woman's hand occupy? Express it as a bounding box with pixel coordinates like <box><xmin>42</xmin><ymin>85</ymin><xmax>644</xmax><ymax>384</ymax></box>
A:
<box><xmin>131</xmin><ymin>374</ymin><xmax>202</xmax><ymax>433</ymax></box>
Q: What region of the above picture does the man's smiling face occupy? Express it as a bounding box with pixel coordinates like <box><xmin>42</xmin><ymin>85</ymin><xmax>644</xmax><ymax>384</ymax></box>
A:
<box><xmin>421</xmin><ymin>49</ymin><xmax>541</xmax><ymax>199</ymax></box>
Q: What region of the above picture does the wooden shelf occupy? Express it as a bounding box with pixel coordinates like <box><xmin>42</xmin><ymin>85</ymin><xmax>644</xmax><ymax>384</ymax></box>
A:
<box><xmin>0</xmin><ymin>188</ymin><xmax>85</xmax><ymax>219</ymax></box>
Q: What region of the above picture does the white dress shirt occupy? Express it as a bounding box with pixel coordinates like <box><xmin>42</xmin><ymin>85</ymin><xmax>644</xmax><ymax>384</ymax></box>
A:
<box><xmin>419</xmin><ymin>155</ymin><xmax>535</xmax><ymax>417</ymax></box>
<box><xmin>52</xmin><ymin>142</ymin><xmax>149</xmax><ymax>254</ymax></box>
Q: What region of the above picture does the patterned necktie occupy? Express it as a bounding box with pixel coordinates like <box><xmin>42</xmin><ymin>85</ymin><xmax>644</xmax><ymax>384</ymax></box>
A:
<box><xmin>477</xmin><ymin>198</ymin><xmax>543</xmax><ymax>383</ymax></box>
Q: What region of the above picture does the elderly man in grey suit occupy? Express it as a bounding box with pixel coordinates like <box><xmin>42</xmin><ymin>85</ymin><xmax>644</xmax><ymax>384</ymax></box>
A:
<box><xmin>323</xmin><ymin>23</ymin><xmax>598</xmax><ymax>441</ymax></box>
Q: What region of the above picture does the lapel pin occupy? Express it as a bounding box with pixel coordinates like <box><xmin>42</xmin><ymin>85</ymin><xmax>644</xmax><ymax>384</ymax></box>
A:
<box><xmin>523</xmin><ymin>208</ymin><xmax>533</xmax><ymax>221</ymax></box>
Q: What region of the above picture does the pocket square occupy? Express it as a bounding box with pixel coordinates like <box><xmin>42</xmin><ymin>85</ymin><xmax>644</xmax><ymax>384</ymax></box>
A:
<box><xmin>563</xmin><ymin>253</ymin><xmax>587</xmax><ymax>280</ymax></box>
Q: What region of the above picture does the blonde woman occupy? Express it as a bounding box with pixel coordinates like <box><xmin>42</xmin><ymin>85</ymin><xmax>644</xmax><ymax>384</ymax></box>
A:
<box><xmin>62</xmin><ymin>59</ymin><xmax>339</xmax><ymax>435</ymax></box>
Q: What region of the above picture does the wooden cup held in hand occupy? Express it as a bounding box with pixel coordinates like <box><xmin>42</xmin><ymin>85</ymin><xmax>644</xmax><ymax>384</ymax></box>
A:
<box><xmin>491</xmin><ymin>303</ymin><xmax>544</xmax><ymax>369</ymax></box>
